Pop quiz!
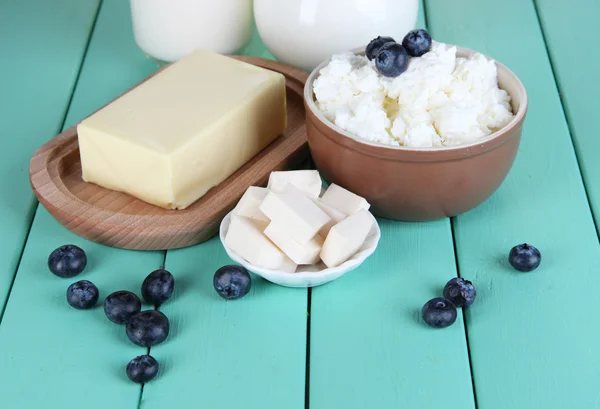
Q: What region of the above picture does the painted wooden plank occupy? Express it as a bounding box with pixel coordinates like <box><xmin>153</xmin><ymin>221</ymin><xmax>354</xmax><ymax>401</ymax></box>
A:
<box><xmin>0</xmin><ymin>0</ymin><xmax>165</xmax><ymax>407</ymax></box>
<box><xmin>0</xmin><ymin>0</ymin><xmax>99</xmax><ymax>314</ymax></box>
<box><xmin>309</xmin><ymin>5</ymin><xmax>475</xmax><ymax>409</ymax></box>
<box><xmin>426</xmin><ymin>0</ymin><xmax>600</xmax><ymax>408</ymax></box>
<box><xmin>535</xmin><ymin>0</ymin><xmax>600</xmax><ymax>233</ymax></box>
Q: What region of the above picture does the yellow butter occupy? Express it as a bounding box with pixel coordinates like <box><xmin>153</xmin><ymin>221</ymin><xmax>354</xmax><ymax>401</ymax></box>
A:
<box><xmin>77</xmin><ymin>49</ymin><xmax>287</xmax><ymax>209</ymax></box>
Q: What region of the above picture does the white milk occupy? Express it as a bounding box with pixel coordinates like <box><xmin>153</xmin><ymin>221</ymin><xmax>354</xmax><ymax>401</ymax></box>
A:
<box><xmin>130</xmin><ymin>0</ymin><xmax>253</xmax><ymax>63</ymax></box>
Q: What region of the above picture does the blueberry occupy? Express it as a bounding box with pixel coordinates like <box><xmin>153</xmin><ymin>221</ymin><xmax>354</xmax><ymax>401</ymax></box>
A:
<box><xmin>48</xmin><ymin>245</ymin><xmax>87</xmax><ymax>278</ymax></box>
<box><xmin>443</xmin><ymin>277</ymin><xmax>476</xmax><ymax>307</ymax></box>
<box><xmin>213</xmin><ymin>265</ymin><xmax>251</xmax><ymax>300</ymax></box>
<box><xmin>374</xmin><ymin>42</ymin><xmax>409</xmax><ymax>78</ymax></box>
<box><xmin>509</xmin><ymin>243</ymin><xmax>541</xmax><ymax>272</ymax></box>
<box><xmin>401</xmin><ymin>29</ymin><xmax>432</xmax><ymax>57</ymax></box>
<box><xmin>422</xmin><ymin>297</ymin><xmax>457</xmax><ymax>328</ymax></box>
<box><xmin>66</xmin><ymin>280</ymin><xmax>99</xmax><ymax>309</ymax></box>
<box><xmin>126</xmin><ymin>355</ymin><xmax>159</xmax><ymax>384</ymax></box>
<box><xmin>365</xmin><ymin>36</ymin><xmax>396</xmax><ymax>60</ymax></box>
<box><xmin>126</xmin><ymin>310</ymin><xmax>170</xmax><ymax>347</ymax></box>
<box><xmin>141</xmin><ymin>268</ymin><xmax>174</xmax><ymax>306</ymax></box>
<box><xmin>104</xmin><ymin>291</ymin><xmax>141</xmax><ymax>324</ymax></box>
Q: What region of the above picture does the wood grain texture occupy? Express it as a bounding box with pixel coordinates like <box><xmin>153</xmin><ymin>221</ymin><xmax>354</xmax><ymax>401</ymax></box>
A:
<box><xmin>30</xmin><ymin>57</ymin><xmax>309</xmax><ymax>251</ymax></box>
<box><xmin>427</xmin><ymin>0</ymin><xmax>600</xmax><ymax>408</ymax></box>
<box><xmin>535</xmin><ymin>0</ymin><xmax>600</xmax><ymax>233</ymax></box>
<box><xmin>309</xmin><ymin>5</ymin><xmax>476</xmax><ymax>409</ymax></box>
<box><xmin>0</xmin><ymin>0</ymin><xmax>100</xmax><ymax>313</ymax></box>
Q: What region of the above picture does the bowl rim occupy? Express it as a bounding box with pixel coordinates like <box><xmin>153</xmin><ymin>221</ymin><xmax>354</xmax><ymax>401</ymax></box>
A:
<box><xmin>303</xmin><ymin>43</ymin><xmax>528</xmax><ymax>158</ymax></box>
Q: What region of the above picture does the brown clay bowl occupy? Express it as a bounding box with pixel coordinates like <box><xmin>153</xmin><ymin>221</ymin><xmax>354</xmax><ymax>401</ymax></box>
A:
<box><xmin>304</xmin><ymin>45</ymin><xmax>528</xmax><ymax>221</ymax></box>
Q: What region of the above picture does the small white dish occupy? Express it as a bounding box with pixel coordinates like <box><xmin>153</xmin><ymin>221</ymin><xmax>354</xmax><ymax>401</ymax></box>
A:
<box><xmin>219</xmin><ymin>210</ymin><xmax>381</xmax><ymax>288</ymax></box>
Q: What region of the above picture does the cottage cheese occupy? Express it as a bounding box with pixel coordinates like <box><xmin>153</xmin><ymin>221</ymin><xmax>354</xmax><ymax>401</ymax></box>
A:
<box><xmin>312</xmin><ymin>42</ymin><xmax>514</xmax><ymax>148</ymax></box>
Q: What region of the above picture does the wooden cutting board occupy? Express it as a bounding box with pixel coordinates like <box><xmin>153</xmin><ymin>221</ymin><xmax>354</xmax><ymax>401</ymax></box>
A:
<box><xmin>29</xmin><ymin>56</ymin><xmax>310</xmax><ymax>251</ymax></box>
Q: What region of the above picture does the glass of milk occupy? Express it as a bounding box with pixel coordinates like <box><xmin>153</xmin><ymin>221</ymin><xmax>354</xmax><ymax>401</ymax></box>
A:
<box><xmin>130</xmin><ymin>0</ymin><xmax>253</xmax><ymax>63</ymax></box>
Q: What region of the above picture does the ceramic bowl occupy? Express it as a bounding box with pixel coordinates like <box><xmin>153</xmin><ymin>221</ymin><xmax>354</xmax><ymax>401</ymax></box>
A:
<box><xmin>304</xmin><ymin>45</ymin><xmax>528</xmax><ymax>221</ymax></box>
<box><xmin>219</xmin><ymin>210</ymin><xmax>381</xmax><ymax>288</ymax></box>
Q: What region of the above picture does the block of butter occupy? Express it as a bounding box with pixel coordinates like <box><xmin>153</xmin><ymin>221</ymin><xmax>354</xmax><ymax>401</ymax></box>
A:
<box><xmin>320</xmin><ymin>209</ymin><xmax>373</xmax><ymax>268</ymax></box>
<box><xmin>264</xmin><ymin>221</ymin><xmax>324</xmax><ymax>265</ymax></box>
<box><xmin>268</xmin><ymin>170</ymin><xmax>322</xmax><ymax>197</ymax></box>
<box><xmin>321</xmin><ymin>183</ymin><xmax>370</xmax><ymax>215</ymax></box>
<box><xmin>77</xmin><ymin>49</ymin><xmax>287</xmax><ymax>209</ymax></box>
<box><xmin>232</xmin><ymin>186</ymin><xmax>269</xmax><ymax>222</ymax></box>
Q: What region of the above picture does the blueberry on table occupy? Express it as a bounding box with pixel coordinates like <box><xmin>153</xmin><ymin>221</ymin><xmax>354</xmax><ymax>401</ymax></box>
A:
<box><xmin>141</xmin><ymin>268</ymin><xmax>174</xmax><ymax>306</ymax></box>
<box><xmin>104</xmin><ymin>291</ymin><xmax>142</xmax><ymax>324</ymax></box>
<box><xmin>126</xmin><ymin>310</ymin><xmax>170</xmax><ymax>347</ymax></box>
<box><xmin>48</xmin><ymin>244</ymin><xmax>87</xmax><ymax>278</ymax></box>
<box><xmin>375</xmin><ymin>42</ymin><xmax>409</xmax><ymax>78</ymax></box>
<box><xmin>126</xmin><ymin>355</ymin><xmax>159</xmax><ymax>384</ymax></box>
<box><xmin>443</xmin><ymin>277</ymin><xmax>476</xmax><ymax>307</ymax></box>
<box><xmin>66</xmin><ymin>280</ymin><xmax>99</xmax><ymax>309</ymax></box>
<box><xmin>401</xmin><ymin>29</ymin><xmax>432</xmax><ymax>57</ymax></box>
<box><xmin>422</xmin><ymin>297</ymin><xmax>457</xmax><ymax>328</ymax></box>
<box><xmin>365</xmin><ymin>36</ymin><xmax>396</xmax><ymax>60</ymax></box>
<box><xmin>509</xmin><ymin>243</ymin><xmax>541</xmax><ymax>272</ymax></box>
<box><xmin>213</xmin><ymin>265</ymin><xmax>251</xmax><ymax>300</ymax></box>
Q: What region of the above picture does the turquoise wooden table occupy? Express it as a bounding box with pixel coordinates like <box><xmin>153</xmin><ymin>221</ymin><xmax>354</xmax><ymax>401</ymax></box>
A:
<box><xmin>1</xmin><ymin>0</ymin><xmax>599</xmax><ymax>408</ymax></box>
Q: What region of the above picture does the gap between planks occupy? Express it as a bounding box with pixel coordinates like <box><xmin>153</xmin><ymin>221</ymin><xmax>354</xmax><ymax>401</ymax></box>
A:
<box><xmin>0</xmin><ymin>0</ymin><xmax>104</xmax><ymax>326</ymax></box>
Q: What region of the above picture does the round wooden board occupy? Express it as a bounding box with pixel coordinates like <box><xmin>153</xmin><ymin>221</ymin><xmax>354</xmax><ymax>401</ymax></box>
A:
<box><xmin>29</xmin><ymin>56</ymin><xmax>310</xmax><ymax>251</ymax></box>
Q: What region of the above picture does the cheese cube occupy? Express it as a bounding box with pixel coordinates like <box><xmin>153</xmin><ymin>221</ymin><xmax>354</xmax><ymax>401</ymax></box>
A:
<box><xmin>225</xmin><ymin>215</ymin><xmax>297</xmax><ymax>272</ymax></box>
<box><xmin>267</xmin><ymin>170</ymin><xmax>322</xmax><ymax>197</ymax></box>
<box><xmin>232</xmin><ymin>186</ymin><xmax>269</xmax><ymax>222</ymax></box>
<box><xmin>311</xmin><ymin>197</ymin><xmax>347</xmax><ymax>238</ymax></box>
<box><xmin>321</xmin><ymin>183</ymin><xmax>370</xmax><ymax>215</ymax></box>
<box><xmin>259</xmin><ymin>189</ymin><xmax>331</xmax><ymax>244</ymax></box>
<box><xmin>264</xmin><ymin>221</ymin><xmax>324</xmax><ymax>265</ymax></box>
<box><xmin>320</xmin><ymin>209</ymin><xmax>372</xmax><ymax>268</ymax></box>
<box><xmin>77</xmin><ymin>49</ymin><xmax>287</xmax><ymax>210</ymax></box>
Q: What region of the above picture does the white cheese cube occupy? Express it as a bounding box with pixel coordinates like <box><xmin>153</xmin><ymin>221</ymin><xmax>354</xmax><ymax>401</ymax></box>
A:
<box><xmin>264</xmin><ymin>221</ymin><xmax>324</xmax><ymax>265</ymax></box>
<box><xmin>232</xmin><ymin>186</ymin><xmax>269</xmax><ymax>222</ymax></box>
<box><xmin>267</xmin><ymin>170</ymin><xmax>322</xmax><ymax>197</ymax></box>
<box><xmin>259</xmin><ymin>189</ymin><xmax>331</xmax><ymax>244</ymax></box>
<box><xmin>225</xmin><ymin>215</ymin><xmax>297</xmax><ymax>271</ymax></box>
<box><xmin>320</xmin><ymin>209</ymin><xmax>372</xmax><ymax>268</ymax></box>
<box><xmin>311</xmin><ymin>197</ymin><xmax>347</xmax><ymax>238</ymax></box>
<box><xmin>321</xmin><ymin>183</ymin><xmax>370</xmax><ymax>215</ymax></box>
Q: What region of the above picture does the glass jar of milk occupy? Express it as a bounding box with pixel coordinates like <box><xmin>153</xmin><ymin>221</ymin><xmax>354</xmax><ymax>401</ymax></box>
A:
<box><xmin>130</xmin><ymin>0</ymin><xmax>253</xmax><ymax>63</ymax></box>
<box><xmin>254</xmin><ymin>0</ymin><xmax>419</xmax><ymax>72</ymax></box>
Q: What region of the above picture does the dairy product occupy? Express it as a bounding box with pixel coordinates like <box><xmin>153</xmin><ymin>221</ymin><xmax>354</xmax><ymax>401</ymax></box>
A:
<box><xmin>268</xmin><ymin>170</ymin><xmax>322</xmax><ymax>197</ymax></box>
<box><xmin>225</xmin><ymin>215</ymin><xmax>297</xmax><ymax>272</ymax></box>
<box><xmin>321</xmin><ymin>183</ymin><xmax>370</xmax><ymax>215</ymax></box>
<box><xmin>232</xmin><ymin>186</ymin><xmax>270</xmax><ymax>222</ymax></box>
<box><xmin>312</xmin><ymin>42</ymin><xmax>514</xmax><ymax>148</ymax></box>
<box><xmin>320</xmin><ymin>209</ymin><xmax>373</xmax><ymax>268</ymax></box>
<box><xmin>77</xmin><ymin>49</ymin><xmax>287</xmax><ymax>209</ymax></box>
<box><xmin>311</xmin><ymin>197</ymin><xmax>347</xmax><ymax>237</ymax></box>
<box><xmin>264</xmin><ymin>222</ymin><xmax>324</xmax><ymax>265</ymax></box>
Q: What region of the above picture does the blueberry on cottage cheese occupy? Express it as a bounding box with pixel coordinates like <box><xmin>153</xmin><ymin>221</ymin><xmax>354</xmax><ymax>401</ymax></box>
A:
<box><xmin>443</xmin><ymin>277</ymin><xmax>476</xmax><ymax>307</ymax></box>
<box><xmin>422</xmin><ymin>297</ymin><xmax>457</xmax><ymax>328</ymax></box>
<box><xmin>509</xmin><ymin>243</ymin><xmax>541</xmax><ymax>272</ymax></box>
<box><xmin>126</xmin><ymin>310</ymin><xmax>170</xmax><ymax>347</ymax></box>
<box><xmin>48</xmin><ymin>245</ymin><xmax>87</xmax><ymax>278</ymax></box>
<box><xmin>126</xmin><ymin>355</ymin><xmax>159</xmax><ymax>384</ymax></box>
<box><xmin>104</xmin><ymin>290</ymin><xmax>142</xmax><ymax>324</ymax></box>
<box><xmin>374</xmin><ymin>42</ymin><xmax>409</xmax><ymax>78</ymax></box>
<box><xmin>66</xmin><ymin>280</ymin><xmax>99</xmax><ymax>309</ymax></box>
<box><xmin>141</xmin><ymin>268</ymin><xmax>174</xmax><ymax>306</ymax></box>
<box><xmin>213</xmin><ymin>265</ymin><xmax>251</xmax><ymax>300</ymax></box>
<box><xmin>365</xmin><ymin>36</ymin><xmax>396</xmax><ymax>60</ymax></box>
<box><xmin>402</xmin><ymin>29</ymin><xmax>432</xmax><ymax>57</ymax></box>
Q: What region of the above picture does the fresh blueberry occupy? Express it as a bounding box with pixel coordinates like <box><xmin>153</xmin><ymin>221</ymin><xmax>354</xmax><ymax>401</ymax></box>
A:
<box><xmin>126</xmin><ymin>355</ymin><xmax>159</xmax><ymax>384</ymax></box>
<box><xmin>401</xmin><ymin>29</ymin><xmax>432</xmax><ymax>57</ymax></box>
<box><xmin>213</xmin><ymin>265</ymin><xmax>251</xmax><ymax>300</ymax></box>
<box><xmin>365</xmin><ymin>36</ymin><xmax>396</xmax><ymax>60</ymax></box>
<box><xmin>48</xmin><ymin>245</ymin><xmax>87</xmax><ymax>278</ymax></box>
<box><xmin>422</xmin><ymin>297</ymin><xmax>457</xmax><ymax>328</ymax></box>
<box><xmin>66</xmin><ymin>280</ymin><xmax>99</xmax><ymax>309</ymax></box>
<box><xmin>374</xmin><ymin>42</ymin><xmax>409</xmax><ymax>78</ymax></box>
<box><xmin>104</xmin><ymin>291</ymin><xmax>142</xmax><ymax>324</ymax></box>
<box><xmin>126</xmin><ymin>310</ymin><xmax>170</xmax><ymax>347</ymax></box>
<box><xmin>141</xmin><ymin>268</ymin><xmax>174</xmax><ymax>306</ymax></box>
<box><xmin>509</xmin><ymin>243</ymin><xmax>541</xmax><ymax>272</ymax></box>
<box><xmin>443</xmin><ymin>277</ymin><xmax>476</xmax><ymax>308</ymax></box>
